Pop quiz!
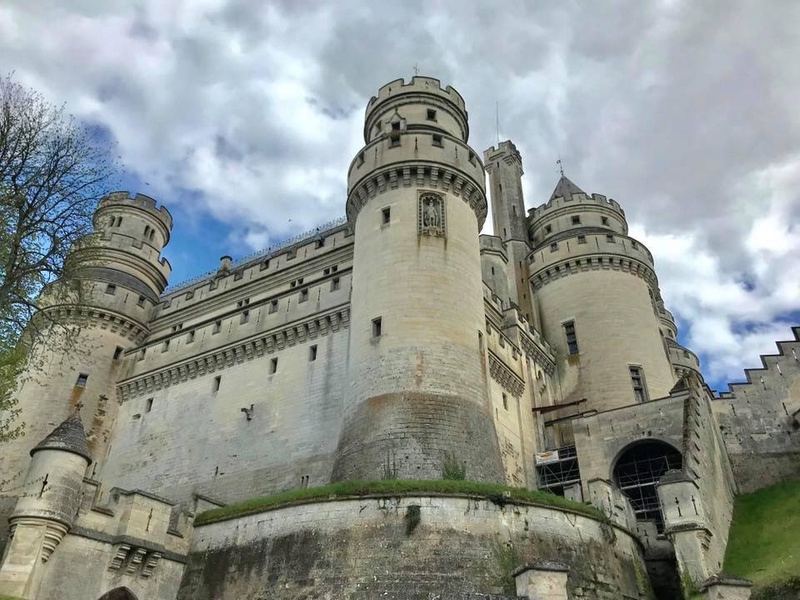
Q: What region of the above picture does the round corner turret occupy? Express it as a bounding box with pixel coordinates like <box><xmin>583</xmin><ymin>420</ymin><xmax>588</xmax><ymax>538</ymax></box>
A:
<box><xmin>12</xmin><ymin>412</ymin><xmax>91</xmax><ymax>527</ymax></box>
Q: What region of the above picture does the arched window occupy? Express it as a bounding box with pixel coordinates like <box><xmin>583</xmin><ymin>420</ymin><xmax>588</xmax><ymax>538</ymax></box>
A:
<box><xmin>98</xmin><ymin>587</ymin><xmax>138</xmax><ymax>600</ymax></box>
<box><xmin>613</xmin><ymin>440</ymin><xmax>682</xmax><ymax>532</ymax></box>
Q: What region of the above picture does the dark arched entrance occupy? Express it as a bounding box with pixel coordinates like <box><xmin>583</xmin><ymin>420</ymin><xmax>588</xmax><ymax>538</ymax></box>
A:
<box><xmin>613</xmin><ymin>440</ymin><xmax>682</xmax><ymax>532</ymax></box>
<box><xmin>98</xmin><ymin>588</ymin><xmax>138</xmax><ymax>600</ymax></box>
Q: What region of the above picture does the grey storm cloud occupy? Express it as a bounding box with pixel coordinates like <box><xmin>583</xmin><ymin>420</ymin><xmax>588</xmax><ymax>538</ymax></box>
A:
<box><xmin>1</xmin><ymin>0</ymin><xmax>799</xmax><ymax>386</ymax></box>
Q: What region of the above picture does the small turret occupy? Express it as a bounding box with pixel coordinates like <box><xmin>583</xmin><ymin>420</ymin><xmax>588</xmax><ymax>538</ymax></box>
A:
<box><xmin>0</xmin><ymin>411</ymin><xmax>91</xmax><ymax>598</ymax></box>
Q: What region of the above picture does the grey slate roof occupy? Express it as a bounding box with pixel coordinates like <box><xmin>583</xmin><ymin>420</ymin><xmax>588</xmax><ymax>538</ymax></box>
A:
<box><xmin>30</xmin><ymin>411</ymin><xmax>92</xmax><ymax>463</ymax></box>
<box><xmin>549</xmin><ymin>175</ymin><xmax>586</xmax><ymax>201</ymax></box>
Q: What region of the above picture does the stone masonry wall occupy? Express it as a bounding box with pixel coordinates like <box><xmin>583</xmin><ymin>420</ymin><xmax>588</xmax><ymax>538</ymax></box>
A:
<box><xmin>179</xmin><ymin>496</ymin><xmax>651</xmax><ymax>600</ymax></box>
<box><xmin>100</xmin><ymin>328</ymin><xmax>349</xmax><ymax>504</ymax></box>
<box><xmin>712</xmin><ymin>326</ymin><xmax>800</xmax><ymax>493</ymax></box>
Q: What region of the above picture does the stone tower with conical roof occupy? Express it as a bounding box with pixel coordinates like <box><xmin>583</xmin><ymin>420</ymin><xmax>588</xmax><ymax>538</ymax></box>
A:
<box><xmin>0</xmin><ymin>411</ymin><xmax>91</xmax><ymax>598</ymax></box>
<box><xmin>527</xmin><ymin>172</ymin><xmax>677</xmax><ymax>412</ymax></box>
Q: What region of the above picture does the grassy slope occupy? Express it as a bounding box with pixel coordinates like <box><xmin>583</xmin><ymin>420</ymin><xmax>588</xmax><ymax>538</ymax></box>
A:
<box><xmin>195</xmin><ymin>479</ymin><xmax>602</xmax><ymax>526</ymax></box>
<box><xmin>723</xmin><ymin>478</ymin><xmax>800</xmax><ymax>594</ymax></box>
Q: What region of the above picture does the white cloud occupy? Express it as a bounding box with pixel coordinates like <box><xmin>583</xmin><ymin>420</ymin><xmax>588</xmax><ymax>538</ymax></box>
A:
<box><xmin>1</xmin><ymin>0</ymin><xmax>799</xmax><ymax>388</ymax></box>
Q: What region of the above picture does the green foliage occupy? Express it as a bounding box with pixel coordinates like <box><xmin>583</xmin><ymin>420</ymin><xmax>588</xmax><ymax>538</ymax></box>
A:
<box><xmin>441</xmin><ymin>452</ymin><xmax>466</xmax><ymax>480</ymax></box>
<box><xmin>680</xmin><ymin>571</ymin><xmax>699</xmax><ymax>599</ymax></box>
<box><xmin>0</xmin><ymin>74</ymin><xmax>115</xmax><ymax>445</ymax></box>
<box><xmin>751</xmin><ymin>576</ymin><xmax>800</xmax><ymax>600</ymax></box>
<box><xmin>195</xmin><ymin>479</ymin><xmax>603</xmax><ymax>526</ymax></box>
<box><xmin>724</xmin><ymin>479</ymin><xmax>800</xmax><ymax>594</ymax></box>
<box><xmin>489</xmin><ymin>539</ymin><xmax>520</xmax><ymax>595</ymax></box>
<box><xmin>381</xmin><ymin>451</ymin><xmax>398</xmax><ymax>480</ymax></box>
<box><xmin>0</xmin><ymin>345</ymin><xmax>25</xmax><ymax>443</ymax></box>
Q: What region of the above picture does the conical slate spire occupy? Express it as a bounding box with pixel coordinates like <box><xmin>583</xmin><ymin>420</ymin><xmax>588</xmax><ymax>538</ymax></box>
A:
<box><xmin>549</xmin><ymin>175</ymin><xmax>586</xmax><ymax>201</ymax></box>
<box><xmin>30</xmin><ymin>410</ymin><xmax>92</xmax><ymax>464</ymax></box>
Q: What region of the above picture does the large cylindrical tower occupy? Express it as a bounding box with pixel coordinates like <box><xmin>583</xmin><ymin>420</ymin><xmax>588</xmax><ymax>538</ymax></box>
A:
<box><xmin>528</xmin><ymin>179</ymin><xmax>676</xmax><ymax>412</ymax></box>
<box><xmin>0</xmin><ymin>193</ymin><xmax>171</xmax><ymax>543</ymax></box>
<box><xmin>332</xmin><ymin>77</ymin><xmax>504</xmax><ymax>482</ymax></box>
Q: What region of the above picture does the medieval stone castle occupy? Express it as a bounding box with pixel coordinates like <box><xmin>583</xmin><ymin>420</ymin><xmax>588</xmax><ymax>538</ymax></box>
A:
<box><xmin>0</xmin><ymin>77</ymin><xmax>797</xmax><ymax>600</ymax></box>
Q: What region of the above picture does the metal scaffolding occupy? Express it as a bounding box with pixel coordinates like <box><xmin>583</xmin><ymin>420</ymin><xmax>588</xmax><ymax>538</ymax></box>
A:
<box><xmin>614</xmin><ymin>441</ymin><xmax>682</xmax><ymax>532</ymax></box>
<box><xmin>535</xmin><ymin>445</ymin><xmax>581</xmax><ymax>496</ymax></box>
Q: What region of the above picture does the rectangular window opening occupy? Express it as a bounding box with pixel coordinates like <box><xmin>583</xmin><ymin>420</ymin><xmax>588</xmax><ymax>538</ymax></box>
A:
<box><xmin>113</xmin><ymin>346</ymin><xmax>124</xmax><ymax>360</ymax></box>
<box><xmin>426</xmin><ymin>109</ymin><xmax>437</xmax><ymax>121</ymax></box>
<box><xmin>571</xmin><ymin>215</ymin><xmax>581</xmax><ymax>225</ymax></box>
<box><xmin>187</xmin><ymin>330</ymin><xmax>195</xmax><ymax>343</ymax></box>
<box><xmin>564</xmin><ymin>321</ymin><xmax>579</xmax><ymax>355</ymax></box>
<box><xmin>372</xmin><ymin>317</ymin><xmax>383</xmax><ymax>338</ymax></box>
<box><xmin>544</xmin><ymin>224</ymin><xmax>552</xmax><ymax>234</ymax></box>
<box><xmin>213</xmin><ymin>375</ymin><xmax>221</xmax><ymax>393</ymax></box>
<box><xmin>162</xmin><ymin>340</ymin><xmax>170</xmax><ymax>352</ymax></box>
<box><xmin>137</xmin><ymin>295</ymin><xmax>146</xmax><ymax>307</ymax></box>
<box><xmin>146</xmin><ymin>398</ymin><xmax>153</xmax><ymax>413</ymax></box>
<box><xmin>309</xmin><ymin>345</ymin><xmax>318</xmax><ymax>362</ymax></box>
<box><xmin>269</xmin><ymin>357</ymin><xmax>278</xmax><ymax>374</ymax></box>
<box><xmin>502</xmin><ymin>393</ymin><xmax>508</xmax><ymax>411</ymax></box>
<box><xmin>75</xmin><ymin>373</ymin><xmax>89</xmax><ymax>388</ymax></box>
<box><xmin>382</xmin><ymin>206</ymin><xmax>391</xmax><ymax>225</ymax></box>
<box><xmin>630</xmin><ymin>366</ymin><xmax>648</xmax><ymax>403</ymax></box>
<box><xmin>550</xmin><ymin>242</ymin><xmax>558</xmax><ymax>252</ymax></box>
<box><xmin>601</xmin><ymin>216</ymin><xmax>609</xmax><ymax>225</ymax></box>
<box><xmin>606</xmin><ymin>234</ymin><xmax>615</xmax><ymax>243</ymax></box>
<box><xmin>299</xmin><ymin>289</ymin><xmax>309</xmax><ymax>303</ymax></box>
<box><xmin>105</xmin><ymin>283</ymin><xmax>116</xmax><ymax>295</ymax></box>
<box><xmin>432</xmin><ymin>134</ymin><xmax>443</xmax><ymax>147</ymax></box>
<box><xmin>213</xmin><ymin>320</ymin><xmax>222</xmax><ymax>334</ymax></box>
<box><xmin>240</xmin><ymin>310</ymin><xmax>250</xmax><ymax>324</ymax></box>
<box><xmin>389</xmin><ymin>134</ymin><xmax>401</xmax><ymax>148</ymax></box>
<box><xmin>331</xmin><ymin>277</ymin><xmax>340</xmax><ymax>291</ymax></box>
<box><xmin>577</xmin><ymin>235</ymin><xmax>587</xmax><ymax>244</ymax></box>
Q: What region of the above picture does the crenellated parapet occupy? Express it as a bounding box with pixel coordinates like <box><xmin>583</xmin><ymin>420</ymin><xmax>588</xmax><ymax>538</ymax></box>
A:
<box><xmin>484</xmin><ymin>140</ymin><xmax>523</xmax><ymax>173</ymax></box>
<box><xmin>712</xmin><ymin>326</ymin><xmax>800</xmax><ymax>492</ymax></box>
<box><xmin>528</xmin><ymin>232</ymin><xmax>657</xmax><ymax>291</ymax></box>
<box><xmin>96</xmin><ymin>191</ymin><xmax>173</xmax><ymax>233</ymax></box>
<box><xmin>528</xmin><ymin>191</ymin><xmax>628</xmax><ymax>248</ymax></box>
<box><xmin>364</xmin><ymin>76</ymin><xmax>468</xmax><ymax>142</ymax></box>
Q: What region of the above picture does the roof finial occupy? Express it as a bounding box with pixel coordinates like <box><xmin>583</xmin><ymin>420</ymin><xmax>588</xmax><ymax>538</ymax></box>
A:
<box><xmin>413</xmin><ymin>63</ymin><xmax>419</xmax><ymax>76</ymax></box>
<box><xmin>557</xmin><ymin>156</ymin><xmax>565</xmax><ymax>177</ymax></box>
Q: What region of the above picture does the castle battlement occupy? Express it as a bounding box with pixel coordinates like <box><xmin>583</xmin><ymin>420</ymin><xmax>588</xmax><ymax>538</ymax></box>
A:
<box><xmin>528</xmin><ymin>192</ymin><xmax>625</xmax><ymax>221</ymax></box>
<box><xmin>97</xmin><ymin>191</ymin><xmax>173</xmax><ymax>231</ymax></box>
<box><xmin>366</xmin><ymin>76</ymin><xmax>466</xmax><ymax>114</ymax></box>
<box><xmin>483</xmin><ymin>140</ymin><xmax>522</xmax><ymax>166</ymax></box>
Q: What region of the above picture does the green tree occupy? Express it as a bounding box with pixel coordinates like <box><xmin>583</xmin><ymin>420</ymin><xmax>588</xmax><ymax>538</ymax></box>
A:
<box><xmin>0</xmin><ymin>74</ymin><xmax>117</xmax><ymax>443</ymax></box>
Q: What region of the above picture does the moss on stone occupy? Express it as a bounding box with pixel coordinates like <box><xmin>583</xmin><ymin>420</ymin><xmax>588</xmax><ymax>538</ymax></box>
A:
<box><xmin>194</xmin><ymin>479</ymin><xmax>603</xmax><ymax>526</ymax></box>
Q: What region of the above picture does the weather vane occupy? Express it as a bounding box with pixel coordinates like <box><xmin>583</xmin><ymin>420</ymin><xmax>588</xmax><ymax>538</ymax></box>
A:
<box><xmin>413</xmin><ymin>64</ymin><xmax>419</xmax><ymax>76</ymax></box>
<box><xmin>556</xmin><ymin>156</ymin><xmax>565</xmax><ymax>177</ymax></box>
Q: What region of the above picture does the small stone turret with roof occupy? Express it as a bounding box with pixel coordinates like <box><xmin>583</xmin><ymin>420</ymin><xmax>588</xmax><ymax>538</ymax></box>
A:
<box><xmin>0</xmin><ymin>410</ymin><xmax>91</xmax><ymax>598</ymax></box>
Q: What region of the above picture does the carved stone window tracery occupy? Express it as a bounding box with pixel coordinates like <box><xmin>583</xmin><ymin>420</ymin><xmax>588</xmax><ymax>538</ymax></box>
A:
<box><xmin>418</xmin><ymin>192</ymin><xmax>446</xmax><ymax>238</ymax></box>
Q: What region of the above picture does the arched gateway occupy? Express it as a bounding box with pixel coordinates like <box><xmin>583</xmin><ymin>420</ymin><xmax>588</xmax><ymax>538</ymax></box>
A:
<box><xmin>613</xmin><ymin>439</ymin><xmax>682</xmax><ymax>531</ymax></box>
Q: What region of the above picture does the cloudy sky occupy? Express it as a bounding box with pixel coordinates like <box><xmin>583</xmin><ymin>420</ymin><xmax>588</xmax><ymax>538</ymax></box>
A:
<box><xmin>2</xmin><ymin>0</ymin><xmax>799</xmax><ymax>390</ymax></box>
